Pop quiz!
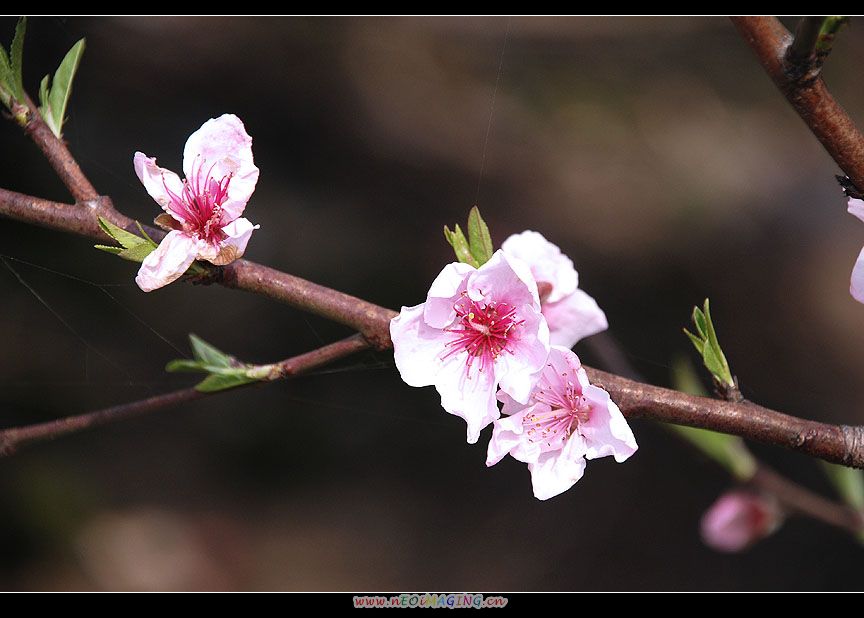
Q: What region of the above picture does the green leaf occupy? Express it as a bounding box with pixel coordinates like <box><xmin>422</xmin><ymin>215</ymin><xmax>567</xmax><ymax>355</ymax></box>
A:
<box><xmin>95</xmin><ymin>216</ymin><xmax>157</xmax><ymax>263</ymax></box>
<box><xmin>684</xmin><ymin>298</ymin><xmax>734</xmax><ymax>388</ymax></box>
<box><xmin>9</xmin><ymin>17</ymin><xmax>25</xmax><ymax>102</ymax></box>
<box><xmin>189</xmin><ymin>333</ymin><xmax>233</xmax><ymax>368</ymax></box>
<box><xmin>443</xmin><ymin>224</ymin><xmax>479</xmax><ymax>268</ymax></box>
<box><xmin>0</xmin><ymin>47</ymin><xmax>10</xmax><ymax>109</ymax></box>
<box><xmin>670</xmin><ymin>356</ymin><xmax>757</xmax><ymax>481</ymax></box>
<box><xmin>682</xmin><ymin>328</ymin><xmax>704</xmax><ymax>355</ymax></box>
<box><xmin>38</xmin><ymin>38</ymin><xmax>85</xmax><ymax>138</ymax></box>
<box><xmin>669</xmin><ymin>424</ymin><xmax>757</xmax><ymax>481</ymax></box>
<box><xmin>466</xmin><ymin>206</ymin><xmax>493</xmax><ymax>266</ymax></box>
<box><xmin>821</xmin><ymin>461</ymin><xmax>864</xmax><ymax>511</ymax></box>
<box><xmin>93</xmin><ymin>244</ymin><xmax>123</xmax><ymax>255</ymax></box>
<box><xmin>195</xmin><ymin>372</ymin><xmax>257</xmax><ymax>393</ymax></box>
<box><xmin>98</xmin><ymin>217</ymin><xmax>145</xmax><ymax>250</ymax></box>
<box><xmin>165</xmin><ymin>359</ymin><xmax>208</xmax><ymax>373</ymax></box>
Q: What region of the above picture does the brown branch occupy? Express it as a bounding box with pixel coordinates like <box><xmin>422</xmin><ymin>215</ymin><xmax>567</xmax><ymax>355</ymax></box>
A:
<box><xmin>4</xmin><ymin>71</ymin><xmax>864</xmax><ymax>471</ymax></box>
<box><xmin>751</xmin><ymin>465</ymin><xmax>863</xmax><ymax>533</ymax></box>
<box><xmin>731</xmin><ymin>16</ymin><xmax>864</xmax><ymax>191</ymax></box>
<box><xmin>2</xmin><ymin>184</ymin><xmax>864</xmax><ymax>467</ymax></box>
<box><xmin>0</xmin><ymin>187</ymin><xmax>395</xmax><ymax>347</ymax></box>
<box><xmin>588</xmin><ymin>368</ymin><xmax>864</xmax><ymax>468</ymax></box>
<box><xmin>22</xmin><ymin>102</ymin><xmax>99</xmax><ymax>202</ymax></box>
<box><xmin>0</xmin><ymin>334</ymin><xmax>369</xmax><ymax>455</ymax></box>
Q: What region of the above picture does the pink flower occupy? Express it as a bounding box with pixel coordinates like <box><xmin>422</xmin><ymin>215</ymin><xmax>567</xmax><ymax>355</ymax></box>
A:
<box><xmin>700</xmin><ymin>491</ymin><xmax>781</xmax><ymax>553</ymax></box>
<box><xmin>501</xmin><ymin>231</ymin><xmax>607</xmax><ymax>348</ymax></box>
<box><xmin>133</xmin><ymin>114</ymin><xmax>260</xmax><ymax>292</ymax></box>
<box><xmin>486</xmin><ymin>346</ymin><xmax>636</xmax><ymax>500</ymax></box>
<box><xmin>848</xmin><ymin>198</ymin><xmax>864</xmax><ymax>303</ymax></box>
<box><xmin>390</xmin><ymin>250</ymin><xmax>551</xmax><ymax>443</ymax></box>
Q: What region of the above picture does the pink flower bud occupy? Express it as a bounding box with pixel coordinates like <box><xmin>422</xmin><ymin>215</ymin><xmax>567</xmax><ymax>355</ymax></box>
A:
<box><xmin>700</xmin><ymin>491</ymin><xmax>781</xmax><ymax>553</ymax></box>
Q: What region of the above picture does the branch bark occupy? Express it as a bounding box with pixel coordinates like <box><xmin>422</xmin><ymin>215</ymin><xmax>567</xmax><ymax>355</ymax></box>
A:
<box><xmin>731</xmin><ymin>16</ymin><xmax>864</xmax><ymax>191</ymax></box>
<box><xmin>0</xmin><ymin>334</ymin><xmax>369</xmax><ymax>455</ymax></box>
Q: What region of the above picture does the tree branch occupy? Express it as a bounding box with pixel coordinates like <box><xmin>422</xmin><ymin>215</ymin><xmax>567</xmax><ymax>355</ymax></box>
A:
<box><xmin>0</xmin><ymin>334</ymin><xmax>369</xmax><ymax>455</ymax></box>
<box><xmin>731</xmin><ymin>16</ymin><xmax>864</xmax><ymax>191</ymax></box>
<box><xmin>751</xmin><ymin>465</ymin><xmax>863</xmax><ymax>533</ymax></box>
<box><xmin>22</xmin><ymin>102</ymin><xmax>99</xmax><ymax>202</ymax></box>
<box><xmin>2</xmin><ymin>185</ymin><xmax>864</xmax><ymax>467</ymax></box>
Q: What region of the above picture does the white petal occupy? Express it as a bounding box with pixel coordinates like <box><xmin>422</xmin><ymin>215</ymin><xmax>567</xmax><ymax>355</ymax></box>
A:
<box><xmin>501</xmin><ymin>230</ymin><xmax>578</xmax><ymax>302</ymax></box>
<box><xmin>527</xmin><ymin>434</ymin><xmax>588</xmax><ymax>500</ymax></box>
<box><xmin>543</xmin><ymin>288</ymin><xmax>608</xmax><ymax>348</ymax></box>
<box><xmin>183</xmin><ymin>114</ymin><xmax>259</xmax><ymax>221</ymax></box>
<box><xmin>852</xmin><ymin>247</ymin><xmax>864</xmax><ymax>303</ymax></box>
<box><xmin>133</xmin><ymin>152</ymin><xmax>186</xmax><ymax>223</ymax></box>
<box><xmin>467</xmin><ymin>250</ymin><xmax>540</xmax><ymax>310</ymax></box>
<box><xmin>423</xmin><ymin>262</ymin><xmax>474</xmax><ymax>328</ymax></box>
<box><xmin>486</xmin><ymin>411</ymin><xmax>527</xmax><ymax>467</ymax></box>
<box><xmin>496</xmin><ymin>307</ymin><xmax>551</xmax><ymax>403</ymax></box>
<box><xmin>849</xmin><ymin>198</ymin><xmax>864</xmax><ymax>224</ymax></box>
<box><xmin>390</xmin><ymin>303</ymin><xmax>445</xmax><ymax>388</ymax></box>
<box><xmin>580</xmin><ymin>384</ymin><xmax>638</xmax><ymax>463</ymax></box>
<box><xmin>203</xmin><ymin>217</ymin><xmax>258</xmax><ymax>266</ymax></box>
<box><xmin>436</xmin><ymin>361</ymin><xmax>499</xmax><ymax>444</ymax></box>
<box><xmin>135</xmin><ymin>231</ymin><xmax>199</xmax><ymax>292</ymax></box>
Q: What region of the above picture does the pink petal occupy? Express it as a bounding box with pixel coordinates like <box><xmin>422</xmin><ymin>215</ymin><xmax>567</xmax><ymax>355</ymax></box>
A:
<box><xmin>849</xmin><ymin>198</ymin><xmax>864</xmax><ymax>224</ymax></box>
<box><xmin>390</xmin><ymin>303</ymin><xmax>444</xmax><ymax>388</ymax></box>
<box><xmin>133</xmin><ymin>152</ymin><xmax>186</xmax><ymax>223</ymax></box>
<box><xmin>527</xmin><ymin>434</ymin><xmax>588</xmax><ymax>500</ymax></box>
<box><xmin>200</xmin><ymin>217</ymin><xmax>259</xmax><ymax>266</ymax></box>
<box><xmin>436</xmin><ymin>361</ymin><xmax>498</xmax><ymax>444</ymax></box>
<box><xmin>501</xmin><ymin>230</ymin><xmax>578</xmax><ymax>302</ymax></box>
<box><xmin>496</xmin><ymin>306</ymin><xmax>550</xmax><ymax>403</ymax></box>
<box><xmin>851</xmin><ymin>247</ymin><xmax>864</xmax><ymax>303</ymax></box>
<box><xmin>486</xmin><ymin>411</ymin><xmax>528</xmax><ymax>467</ymax></box>
<box><xmin>497</xmin><ymin>389</ymin><xmax>529</xmax><ymax>417</ymax></box>
<box><xmin>135</xmin><ymin>231</ymin><xmax>199</xmax><ymax>292</ymax></box>
<box><xmin>182</xmin><ymin>114</ymin><xmax>259</xmax><ymax>221</ymax></box>
<box><xmin>423</xmin><ymin>262</ymin><xmax>475</xmax><ymax>328</ymax></box>
<box><xmin>543</xmin><ymin>289</ymin><xmax>608</xmax><ymax>348</ymax></box>
<box><xmin>580</xmin><ymin>384</ymin><xmax>638</xmax><ymax>463</ymax></box>
<box><xmin>467</xmin><ymin>250</ymin><xmax>540</xmax><ymax>310</ymax></box>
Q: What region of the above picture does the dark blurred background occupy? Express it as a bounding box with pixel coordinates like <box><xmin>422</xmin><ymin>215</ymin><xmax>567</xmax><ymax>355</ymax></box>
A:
<box><xmin>0</xmin><ymin>16</ymin><xmax>862</xmax><ymax>591</ymax></box>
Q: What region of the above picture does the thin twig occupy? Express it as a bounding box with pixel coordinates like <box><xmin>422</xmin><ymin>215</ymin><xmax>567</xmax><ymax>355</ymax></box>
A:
<box><xmin>731</xmin><ymin>16</ymin><xmax>864</xmax><ymax>191</ymax></box>
<box><xmin>2</xmin><ymin>185</ymin><xmax>864</xmax><ymax>467</ymax></box>
<box><xmin>23</xmin><ymin>100</ymin><xmax>99</xmax><ymax>202</ymax></box>
<box><xmin>751</xmin><ymin>466</ymin><xmax>863</xmax><ymax>533</ymax></box>
<box><xmin>0</xmin><ymin>334</ymin><xmax>369</xmax><ymax>455</ymax></box>
<box><xmin>785</xmin><ymin>16</ymin><xmax>826</xmax><ymax>71</ymax></box>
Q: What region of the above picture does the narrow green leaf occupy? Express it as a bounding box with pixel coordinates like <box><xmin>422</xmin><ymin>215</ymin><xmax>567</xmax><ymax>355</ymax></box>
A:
<box><xmin>466</xmin><ymin>206</ymin><xmax>494</xmax><ymax>266</ymax></box>
<box><xmin>670</xmin><ymin>356</ymin><xmax>757</xmax><ymax>481</ymax></box>
<box><xmin>135</xmin><ymin>221</ymin><xmax>157</xmax><ymax>245</ymax></box>
<box><xmin>188</xmin><ymin>334</ymin><xmax>233</xmax><ymax>368</ymax></box>
<box><xmin>9</xmin><ymin>17</ymin><xmax>25</xmax><ymax>102</ymax></box>
<box><xmin>195</xmin><ymin>372</ymin><xmax>257</xmax><ymax>393</ymax></box>
<box><xmin>0</xmin><ymin>47</ymin><xmax>10</xmax><ymax>108</ymax></box>
<box><xmin>165</xmin><ymin>359</ymin><xmax>207</xmax><ymax>373</ymax></box>
<box><xmin>683</xmin><ymin>328</ymin><xmax>705</xmax><ymax>355</ymax></box>
<box><xmin>97</xmin><ymin>216</ymin><xmax>144</xmax><ymax>250</ymax></box>
<box><xmin>692</xmin><ymin>306</ymin><xmax>708</xmax><ymax>339</ymax></box>
<box><xmin>702</xmin><ymin>299</ymin><xmax>733</xmax><ymax>386</ymax></box>
<box><xmin>821</xmin><ymin>461</ymin><xmax>864</xmax><ymax>511</ymax></box>
<box><xmin>38</xmin><ymin>73</ymin><xmax>49</xmax><ymax>109</ymax></box>
<box><xmin>40</xmin><ymin>38</ymin><xmax>85</xmax><ymax>137</ymax></box>
<box><xmin>116</xmin><ymin>243</ymin><xmax>156</xmax><ymax>263</ymax></box>
<box><xmin>443</xmin><ymin>224</ymin><xmax>479</xmax><ymax>267</ymax></box>
<box><xmin>669</xmin><ymin>424</ymin><xmax>757</xmax><ymax>481</ymax></box>
<box><xmin>93</xmin><ymin>244</ymin><xmax>123</xmax><ymax>255</ymax></box>
<box><xmin>701</xmin><ymin>343</ymin><xmax>727</xmax><ymax>383</ymax></box>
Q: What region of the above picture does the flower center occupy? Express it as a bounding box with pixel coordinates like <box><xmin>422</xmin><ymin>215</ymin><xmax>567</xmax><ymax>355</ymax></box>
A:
<box><xmin>442</xmin><ymin>291</ymin><xmax>523</xmax><ymax>374</ymax></box>
<box><xmin>163</xmin><ymin>155</ymin><xmax>233</xmax><ymax>243</ymax></box>
<box><xmin>524</xmin><ymin>369</ymin><xmax>590</xmax><ymax>450</ymax></box>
